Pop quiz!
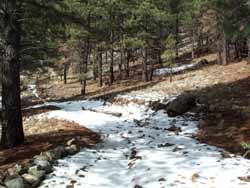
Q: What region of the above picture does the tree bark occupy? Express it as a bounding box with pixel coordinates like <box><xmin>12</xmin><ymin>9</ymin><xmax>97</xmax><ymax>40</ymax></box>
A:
<box><xmin>247</xmin><ymin>39</ymin><xmax>250</xmax><ymax>63</ymax></box>
<box><xmin>217</xmin><ymin>33</ymin><xmax>223</xmax><ymax>65</ymax></box>
<box><xmin>109</xmin><ymin>29</ymin><xmax>114</xmax><ymax>85</ymax></box>
<box><xmin>1</xmin><ymin>0</ymin><xmax>24</xmax><ymax>148</ymax></box>
<box><xmin>125</xmin><ymin>50</ymin><xmax>130</xmax><ymax>79</ymax></box>
<box><xmin>142</xmin><ymin>48</ymin><xmax>149</xmax><ymax>82</ymax></box>
<box><xmin>98</xmin><ymin>48</ymin><xmax>103</xmax><ymax>87</ymax></box>
<box><xmin>175</xmin><ymin>16</ymin><xmax>179</xmax><ymax>57</ymax></box>
<box><xmin>63</xmin><ymin>63</ymin><xmax>67</xmax><ymax>84</ymax></box>
<box><xmin>118</xmin><ymin>50</ymin><xmax>123</xmax><ymax>80</ymax></box>
<box><xmin>222</xmin><ymin>32</ymin><xmax>228</xmax><ymax>65</ymax></box>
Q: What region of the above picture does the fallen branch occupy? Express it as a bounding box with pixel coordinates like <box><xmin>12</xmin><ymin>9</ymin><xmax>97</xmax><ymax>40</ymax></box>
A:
<box><xmin>82</xmin><ymin>107</ymin><xmax>122</xmax><ymax>117</ymax></box>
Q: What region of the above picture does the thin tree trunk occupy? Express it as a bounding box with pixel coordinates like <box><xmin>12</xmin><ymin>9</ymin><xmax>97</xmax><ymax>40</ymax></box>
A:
<box><xmin>192</xmin><ymin>29</ymin><xmax>195</xmax><ymax>59</ymax></box>
<box><xmin>1</xmin><ymin>0</ymin><xmax>24</xmax><ymax>148</ymax></box>
<box><xmin>247</xmin><ymin>39</ymin><xmax>250</xmax><ymax>63</ymax></box>
<box><xmin>143</xmin><ymin>48</ymin><xmax>149</xmax><ymax>82</ymax></box>
<box><xmin>217</xmin><ymin>34</ymin><xmax>223</xmax><ymax>65</ymax></box>
<box><xmin>81</xmin><ymin>41</ymin><xmax>89</xmax><ymax>95</ymax></box>
<box><xmin>157</xmin><ymin>49</ymin><xmax>162</xmax><ymax>67</ymax></box>
<box><xmin>222</xmin><ymin>32</ymin><xmax>228</xmax><ymax>65</ymax></box>
<box><xmin>109</xmin><ymin>28</ymin><xmax>114</xmax><ymax>85</ymax></box>
<box><xmin>63</xmin><ymin>63</ymin><xmax>67</xmax><ymax>84</ymax></box>
<box><xmin>175</xmin><ymin>16</ymin><xmax>179</xmax><ymax>57</ymax></box>
<box><xmin>125</xmin><ymin>50</ymin><xmax>130</xmax><ymax>79</ymax></box>
<box><xmin>118</xmin><ymin>50</ymin><xmax>123</xmax><ymax>80</ymax></box>
<box><xmin>98</xmin><ymin>48</ymin><xmax>103</xmax><ymax>87</ymax></box>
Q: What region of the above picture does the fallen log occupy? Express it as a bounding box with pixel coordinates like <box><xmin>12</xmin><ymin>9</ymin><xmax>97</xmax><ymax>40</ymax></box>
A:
<box><xmin>82</xmin><ymin>107</ymin><xmax>122</xmax><ymax>117</ymax></box>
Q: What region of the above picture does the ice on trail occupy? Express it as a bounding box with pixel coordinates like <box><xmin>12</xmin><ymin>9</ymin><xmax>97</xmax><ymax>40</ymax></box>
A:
<box><xmin>36</xmin><ymin>95</ymin><xmax>250</xmax><ymax>188</ymax></box>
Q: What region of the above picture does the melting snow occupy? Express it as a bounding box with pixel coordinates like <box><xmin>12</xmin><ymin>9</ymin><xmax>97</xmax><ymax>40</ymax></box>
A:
<box><xmin>35</xmin><ymin>94</ymin><xmax>250</xmax><ymax>188</ymax></box>
<box><xmin>153</xmin><ymin>62</ymin><xmax>201</xmax><ymax>76</ymax></box>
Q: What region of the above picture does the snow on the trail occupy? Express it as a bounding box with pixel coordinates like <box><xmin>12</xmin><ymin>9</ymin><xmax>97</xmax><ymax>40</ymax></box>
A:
<box><xmin>153</xmin><ymin>61</ymin><xmax>201</xmax><ymax>76</ymax></box>
<box><xmin>36</xmin><ymin>97</ymin><xmax>250</xmax><ymax>188</ymax></box>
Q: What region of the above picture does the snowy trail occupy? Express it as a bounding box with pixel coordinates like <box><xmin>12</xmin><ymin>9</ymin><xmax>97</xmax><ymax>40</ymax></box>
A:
<box><xmin>36</xmin><ymin>96</ymin><xmax>250</xmax><ymax>188</ymax></box>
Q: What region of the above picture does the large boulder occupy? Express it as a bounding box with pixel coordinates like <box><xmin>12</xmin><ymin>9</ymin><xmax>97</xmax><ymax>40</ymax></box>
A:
<box><xmin>166</xmin><ymin>94</ymin><xmax>196</xmax><ymax>117</ymax></box>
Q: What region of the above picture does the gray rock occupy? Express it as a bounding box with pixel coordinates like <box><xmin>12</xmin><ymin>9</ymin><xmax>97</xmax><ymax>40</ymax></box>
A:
<box><xmin>166</xmin><ymin>94</ymin><xmax>196</xmax><ymax>117</ymax></box>
<box><xmin>53</xmin><ymin>146</ymin><xmax>67</xmax><ymax>158</ymax></box>
<box><xmin>40</xmin><ymin>150</ymin><xmax>59</xmax><ymax>162</ymax></box>
<box><xmin>65</xmin><ymin>145</ymin><xmax>79</xmax><ymax>155</ymax></box>
<box><xmin>28</xmin><ymin>166</ymin><xmax>46</xmax><ymax>180</ymax></box>
<box><xmin>32</xmin><ymin>158</ymin><xmax>51</xmax><ymax>173</ymax></box>
<box><xmin>14</xmin><ymin>165</ymin><xmax>28</xmax><ymax>175</ymax></box>
<box><xmin>4</xmin><ymin>176</ymin><xmax>24</xmax><ymax>188</ymax></box>
<box><xmin>22</xmin><ymin>174</ymin><xmax>40</xmax><ymax>188</ymax></box>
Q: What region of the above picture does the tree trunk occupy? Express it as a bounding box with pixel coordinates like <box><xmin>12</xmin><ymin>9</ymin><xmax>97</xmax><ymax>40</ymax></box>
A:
<box><xmin>1</xmin><ymin>0</ymin><xmax>24</xmax><ymax>148</ymax></box>
<box><xmin>175</xmin><ymin>16</ymin><xmax>179</xmax><ymax>57</ymax></box>
<box><xmin>63</xmin><ymin>63</ymin><xmax>67</xmax><ymax>84</ymax></box>
<box><xmin>222</xmin><ymin>32</ymin><xmax>228</xmax><ymax>65</ymax></box>
<box><xmin>125</xmin><ymin>50</ymin><xmax>130</xmax><ymax>79</ymax></box>
<box><xmin>217</xmin><ymin>34</ymin><xmax>223</xmax><ymax>65</ymax></box>
<box><xmin>143</xmin><ymin>48</ymin><xmax>149</xmax><ymax>82</ymax></box>
<box><xmin>109</xmin><ymin>28</ymin><xmax>114</xmax><ymax>85</ymax></box>
<box><xmin>81</xmin><ymin>42</ymin><xmax>89</xmax><ymax>95</ymax></box>
<box><xmin>191</xmin><ymin>29</ymin><xmax>195</xmax><ymax>59</ymax></box>
<box><xmin>157</xmin><ymin>49</ymin><xmax>163</xmax><ymax>67</ymax></box>
<box><xmin>247</xmin><ymin>39</ymin><xmax>250</xmax><ymax>63</ymax></box>
<box><xmin>98</xmin><ymin>48</ymin><xmax>103</xmax><ymax>87</ymax></box>
<box><xmin>118</xmin><ymin>50</ymin><xmax>123</xmax><ymax>80</ymax></box>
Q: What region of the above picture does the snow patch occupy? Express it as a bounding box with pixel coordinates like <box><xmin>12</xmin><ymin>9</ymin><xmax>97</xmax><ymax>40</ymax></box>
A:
<box><xmin>154</xmin><ymin>62</ymin><xmax>201</xmax><ymax>76</ymax></box>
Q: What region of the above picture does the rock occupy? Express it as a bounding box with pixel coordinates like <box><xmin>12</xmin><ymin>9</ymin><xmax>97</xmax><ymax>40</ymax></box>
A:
<box><xmin>134</xmin><ymin>185</ymin><xmax>143</xmax><ymax>188</ymax></box>
<box><xmin>157</xmin><ymin>143</ymin><xmax>174</xmax><ymax>148</ymax></box>
<box><xmin>32</xmin><ymin>157</ymin><xmax>52</xmax><ymax>173</ymax></box>
<box><xmin>158</xmin><ymin>178</ymin><xmax>166</xmax><ymax>182</ymax></box>
<box><xmin>14</xmin><ymin>165</ymin><xmax>28</xmax><ymax>175</ymax></box>
<box><xmin>28</xmin><ymin>166</ymin><xmax>46</xmax><ymax>180</ymax></box>
<box><xmin>4</xmin><ymin>175</ymin><xmax>24</xmax><ymax>188</ymax></box>
<box><xmin>53</xmin><ymin>146</ymin><xmax>67</xmax><ymax>158</ymax></box>
<box><xmin>199</xmin><ymin>59</ymin><xmax>209</xmax><ymax>65</ymax></box>
<box><xmin>65</xmin><ymin>145</ymin><xmax>79</xmax><ymax>155</ymax></box>
<box><xmin>149</xmin><ymin>101</ymin><xmax>167</xmax><ymax>111</ymax></box>
<box><xmin>238</xmin><ymin>176</ymin><xmax>250</xmax><ymax>182</ymax></box>
<box><xmin>221</xmin><ymin>152</ymin><xmax>233</xmax><ymax>158</ymax></box>
<box><xmin>22</xmin><ymin>174</ymin><xmax>40</xmax><ymax>188</ymax></box>
<box><xmin>166</xmin><ymin>94</ymin><xmax>196</xmax><ymax>117</ymax></box>
<box><xmin>166</xmin><ymin>126</ymin><xmax>182</xmax><ymax>133</ymax></box>
<box><xmin>40</xmin><ymin>149</ymin><xmax>60</xmax><ymax>162</ymax></box>
<box><xmin>66</xmin><ymin>139</ymin><xmax>77</xmax><ymax>146</ymax></box>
